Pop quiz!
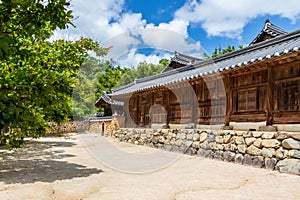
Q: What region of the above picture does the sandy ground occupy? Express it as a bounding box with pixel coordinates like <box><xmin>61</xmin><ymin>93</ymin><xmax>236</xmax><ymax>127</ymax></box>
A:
<box><xmin>0</xmin><ymin>133</ymin><xmax>299</xmax><ymax>200</ymax></box>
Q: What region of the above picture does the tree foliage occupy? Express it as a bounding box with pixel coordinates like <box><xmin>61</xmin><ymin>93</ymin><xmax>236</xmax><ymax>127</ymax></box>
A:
<box><xmin>204</xmin><ymin>45</ymin><xmax>243</xmax><ymax>58</ymax></box>
<box><xmin>0</xmin><ymin>0</ymin><xmax>102</xmax><ymax>147</ymax></box>
<box><xmin>116</xmin><ymin>59</ymin><xmax>169</xmax><ymax>87</ymax></box>
<box><xmin>73</xmin><ymin>57</ymin><xmax>127</xmax><ymax>117</ymax></box>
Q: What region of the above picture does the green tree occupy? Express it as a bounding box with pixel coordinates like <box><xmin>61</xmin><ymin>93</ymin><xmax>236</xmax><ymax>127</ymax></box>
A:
<box><xmin>0</xmin><ymin>0</ymin><xmax>101</xmax><ymax>147</ymax></box>
<box><xmin>116</xmin><ymin>59</ymin><xmax>169</xmax><ymax>87</ymax></box>
<box><xmin>72</xmin><ymin>58</ymin><xmax>124</xmax><ymax>117</ymax></box>
<box><xmin>205</xmin><ymin>45</ymin><xmax>243</xmax><ymax>58</ymax></box>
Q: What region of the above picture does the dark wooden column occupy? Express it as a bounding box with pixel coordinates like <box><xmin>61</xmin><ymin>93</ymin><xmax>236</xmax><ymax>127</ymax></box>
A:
<box><xmin>192</xmin><ymin>83</ymin><xmax>198</xmax><ymax>126</ymax></box>
<box><xmin>136</xmin><ymin>95</ymin><xmax>140</xmax><ymax>126</ymax></box>
<box><xmin>224</xmin><ymin>74</ymin><xmax>232</xmax><ymax>126</ymax></box>
<box><xmin>165</xmin><ymin>90</ymin><xmax>170</xmax><ymax>126</ymax></box>
<box><xmin>266</xmin><ymin>64</ymin><xmax>274</xmax><ymax>125</ymax></box>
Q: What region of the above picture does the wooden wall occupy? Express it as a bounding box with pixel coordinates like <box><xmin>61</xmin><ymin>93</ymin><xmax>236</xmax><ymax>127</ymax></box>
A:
<box><xmin>118</xmin><ymin>53</ymin><xmax>300</xmax><ymax>127</ymax></box>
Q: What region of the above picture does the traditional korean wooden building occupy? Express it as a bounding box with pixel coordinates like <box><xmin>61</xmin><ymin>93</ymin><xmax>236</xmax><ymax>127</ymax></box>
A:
<box><xmin>95</xmin><ymin>91</ymin><xmax>124</xmax><ymax>117</ymax></box>
<box><xmin>98</xmin><ymin>20</ymin><xmax>300</xmax><ymax>131</ymax></box>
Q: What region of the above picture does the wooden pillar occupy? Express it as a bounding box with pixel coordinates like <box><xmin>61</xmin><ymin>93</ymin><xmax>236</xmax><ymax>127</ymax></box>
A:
<box><xmin>135</xmin><ymin>95</ymin><xmax>140</xmax><ymax>126</ymax></box>
<box><xmin>224</xmin><ymin>75</ymin><xmax>232</xmax><ymax>126</ymax></box>
<box><xmin>266</xmin><ymin>64</ymin><xmax>274</xmax><ymax>125</ymax></box>
<box><xmin>192</xmin><ymin>83</ymin><xmax>198</xmax><ymax>126</ymax></box>
<box><xmin>165</xmin><ymin>90</ymin><xmax>170</xmax><ymax>126</ymax></box>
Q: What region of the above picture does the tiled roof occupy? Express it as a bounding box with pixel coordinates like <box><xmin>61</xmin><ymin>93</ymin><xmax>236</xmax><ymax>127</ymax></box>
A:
<box><xmin>171</xmin><ymin>51</ymin><xmax>202</xmax><ymax>65</ymax></box>
<box><xmin>95</xmin><ymin>91</ymin><xmax>124</xmax><ymax>106</ymax></box>
<box><xmin>111</xmin><ymin>28</ymin><xmax>300</xmax><ymax>97</ymax></box>
<box><xmin>161</xmin><ymin>52</ymin><xmax>203</xmax><ymax>72</ymax></box>
<box><xmin>250</xmin><ymin>19</ymin><xmax>288</xmax><ymax>45</ymax></box>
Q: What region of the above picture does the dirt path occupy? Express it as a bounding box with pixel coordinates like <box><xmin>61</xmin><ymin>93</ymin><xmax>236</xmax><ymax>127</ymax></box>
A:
<box><xmin>0</xmin><ymin>133</ymin><xmax>299</xmax><ymax>200</ymax></box>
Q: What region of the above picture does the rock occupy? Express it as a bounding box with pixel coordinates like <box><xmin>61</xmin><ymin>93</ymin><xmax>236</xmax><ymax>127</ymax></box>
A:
<box><xmin>276</xmin><ymin>159</ymin><xmax>300</xmax><ymax>175</ymax></box>
<box><xmin>289</xmin><ymin>132</ymin><xmax>300</xmax><ymax>140</ymax></box>
<box><xmin>208</xmin><ymin>142</ymin><xmax>217</xmax><ymax>150</ymax></box>
<box><xmin>245</xmin><ymin>137</ymin><xmax>256</xmax><ymax>146</ymax></box>
<box><xmin>243</xmin><ymin>154</ymin><xmax>253</xmax><ymax>166</ymax></box>
<box><xmin>205</xmin><ymin>150</ymin><xmax>214</xmax><ymax>159</ymax></box>
<box><xmin>185</xmin><ymin>147</ymin><xmax>197</xmax><ymax>155</ymax></box>
<box><xmin>235</xmin><ymin>137</ymin><xmax>245</xmax><ymax>145</ymax></box>
<box><xmin>223</xmin><ymin>134</ymin><xmax>231</xmax><ymax>143</ymax></box>
<box><xmin>187</xmin><ymin>133</ymin><xmax>193</xmax><ymax>140</ymax></box>
<box><xmin>236</xmin><ymin>131</ymin><xmax>244</xmax><ymax>136</ymax></box>
<box><xmin>247</xmin><ymin>145</ymin><xmax>262</xmax><ymax>156</ymax></box>
<box><xmin>184</xmin><ymin>141</ymin><xmax>193</xmax><ymax>148</ymax></box>
<box><xmin>207</xmin><ymin>134</ymin><xmax>216</xmax><ymax>142</ymax></box>
<box><xmin>175</xmin><ymin>139</ymin><xmax>183</xmax><ymax>146</ymax></box>
<box><xmin>262</xmin><ymin>132</ymin><xmax>275</xmax><ymax>139</ymax></box>
<box><xmin>238</xmin><ymin>145</ymin><xmax>246</xmax><ymax>154</ymax></box>
<box><xmin>223</xmin><ymin>151</ymin><xmax>235</xmax><ymax>162</ymax></box>
<box><xmin>243</xmin><ymin>131</ymin><xmax>252</xmax><ymax>138</ymax></box>
<box><xmin>164</xmin><ymin>138</ymin><xmax>170</xmax><ymax>145</ymax></box>
<box><xmin>265</xmin><ymin>158</ymin><xmax>277</xmax><ymax>170</ymax></box>
<box><xmin>282</xmin><ymin>138</ymin><xmax>300</xmax><ymax>150</ymax></box>
<box><xmin>261</xmin><ymin>139</ymin><xmax>281</xmax><ymax>148</ymax></box>
<box><xmin>275</xmin><ymin>132</ymin><xmax>290</xmax><ymax>140</ymax></box>
<box><xmin>164</xmin><ymin>145</ymin><xmax>173</xmax><ymax>151</ymax></box>
<box><xmin>252</xmin><ymin>132</ymin><xmax>263</xmax><ymax>138</ymax></box>
<box><xmin>180</xmin><ymin>132</ymin><xmax>187</xmax><ymax>140</ymax></box>
<box><xmin>215</xmin><ymin>130</ymin><xmax>224</xmax><ymax>136</ymax></box>
<box><xmin>199</xmin><ymin>141</ymin><xmax>210</xmax><ymax>150</ymax></box>
<box><xmin>199</xmin><ymin>132</ymin><xmax>208</xmax><ymax>142</ymax></box>
<box><xmin>275</xmin><ymin>147</ymin><xmax>289</xmax><ymax>159</ymax></box>
<box><xmin>288</xmin><ymin>150</ymin><xmax>300</xmax><ymax>159</ymax></box>
<box><xmin>234</xmin><ymin>154</ymin><xmax>244</xmax><ymax>164</ymax></box>
<box><xmin>214</xmin><ymin>150</ymin><xmax>223</xmax><ymax>160</ymax></box>
<box><xmin>252</xmin><ymin>156</ymin><xmax>264</xmax><ymax>168</ymax></box>
<box><xmin>192</xmin><ymin>141</ymin><xmax>200</xmax><ymax>148</ymax></box>
<box><xmin>230</xmin><ymin>144</ymin><xmax>238</xmax><ymax>152</ymax></box>
<box><xmin>193</xmin><ymin>133</ymin><xmax>200</xmax><ymax>141</ymax></box>
<box><xmin>197</xmin><ymin>148</ymin><xmax>206</xmax><ymax>157</ymax></box>
<box><xmin>259</xmin><ymin>126</ymin><xmax>277</xmax><ymax>132</ymax></box>
<box><xmin>216</xmin><ymin>144</ymin><xmax>224</xmax><ymax>151</ymax></box>
<box><xmin>230</xmin><ymin>136</ymin><xmax>236</xmax><ymax>144</ymax></box>
<box><xmin>215</xmin><ymin>136</ymin><xmax>224</xmax><ymax>144</ymax></box>
<box><xmin>153</xmin><ymin>131</ymin><xmax>160</xmax><ymax>136</ymax></box>
<box><xmin>262</xmin><ymin>148</ymin><xmax>275</xmax><ymax>158</ymax></box>
<box><xmin>223</xmin><ymin>144</ymin><xmax>231</xmax><ymax>151</ymax></box>
<box><xmin>170</xmin><ymin>139</ymin><xmax>176</xmax><ymax>146</ymax></box>
<box><xmin>253</xmin><ymin>138</ymin><xmax>263</xmax><ymax>148</ymax></box>
<box><xmin>177</xmin><ymin>146</ymin><xmax>186</xmax><ymax>153</ymax></box>
<box><xmin>158</xmin><ymin>136</ymin><xmax>165</xmax><ymax>143</ymax></box>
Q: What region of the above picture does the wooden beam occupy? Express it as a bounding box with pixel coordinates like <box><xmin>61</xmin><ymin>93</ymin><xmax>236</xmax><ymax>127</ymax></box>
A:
<box><xmin>224</xmin><ymin>75</ymin><xmax>232</xmax><ymax>126</ymax></box>
<box><xmin>266</xmin><ymin>64</ymin><xmax>274</xmax><ymax>125</ymax></box>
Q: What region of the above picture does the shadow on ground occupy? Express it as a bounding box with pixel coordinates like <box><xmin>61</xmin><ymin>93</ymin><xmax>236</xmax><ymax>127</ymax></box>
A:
<box><xmin>0</xmin><ymin>139</ymin><xmax>103</xmax><ymax>184</ymax></box>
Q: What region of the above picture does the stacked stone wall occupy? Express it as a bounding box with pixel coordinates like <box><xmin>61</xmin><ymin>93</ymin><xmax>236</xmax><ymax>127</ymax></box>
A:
<box><xmin>112</xmin><ymin>128</ymin><xmax>300</xmax><ymax>175</ymax></box>
<box><xmin>48</xmin><ymin>121</ymin><xmax>89</xmax><ymax>135</ymax></box>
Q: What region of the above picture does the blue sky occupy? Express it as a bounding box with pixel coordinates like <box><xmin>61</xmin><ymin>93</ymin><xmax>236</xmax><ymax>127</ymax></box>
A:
<box><xmin>54</xmin><ymin>0</ymin><xmax>300</xmax><ymax>67</ymax></box>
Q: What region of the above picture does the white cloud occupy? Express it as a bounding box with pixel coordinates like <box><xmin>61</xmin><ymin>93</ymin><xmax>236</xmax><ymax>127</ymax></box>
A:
<box><xmin>175</xmin><ymin>0</ymin><xmax>300</xmax><ymax>38</ymax></box>
<box><xmin>53</xmin><ymin>0</ymin><xmax>203</xmax><ymax>68</ymax></box>
<box><xmin>116</xmin><ymin>49</ymin><xmax>173</xmax><ymax>68</ymax></box>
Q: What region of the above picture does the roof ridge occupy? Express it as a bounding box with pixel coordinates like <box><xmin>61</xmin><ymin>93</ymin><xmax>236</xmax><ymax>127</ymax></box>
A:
<box><xmin>250</xmin><ymin>19</ymin><xmax>288</xmax><ymax>45</ymax></box>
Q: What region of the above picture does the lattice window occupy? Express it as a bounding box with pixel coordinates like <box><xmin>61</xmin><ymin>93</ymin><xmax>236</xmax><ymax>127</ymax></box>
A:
<box><xmin>278</xmin><ymin>81</ymin><xmax>300</xmax><ymax>111</ymax></box>
<box><xmin>237</xmin><ymin>88</ymin><xmax>257</xmax><ymax>112</ymax></box>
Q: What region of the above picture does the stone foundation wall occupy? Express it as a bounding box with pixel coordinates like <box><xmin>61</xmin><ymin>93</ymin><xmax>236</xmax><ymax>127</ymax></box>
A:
<box><xmin>89</xmin><ymin>120</ymin><xmax>114</xmax><ymax>136</ymax></box>
<box><xmin>112</xmin><ymin>128</ymin><xmax>300</xmax><ymax>175</ymax></box>
<box><xmin>49</xmin><ymin>116</ymin><xmax>123</xmax><ymax>136</ymax></box>
<box><xmin>48</xmin><ymin>121</ymin><xmax>89</xmax><ymax>135</ymax></box>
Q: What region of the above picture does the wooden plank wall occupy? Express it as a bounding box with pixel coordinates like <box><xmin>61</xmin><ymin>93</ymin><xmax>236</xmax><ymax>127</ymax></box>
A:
<box><xmin>121</xmin><ymin>53</ymin><xmax>300</xmax><ymax>127</ymax></box>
